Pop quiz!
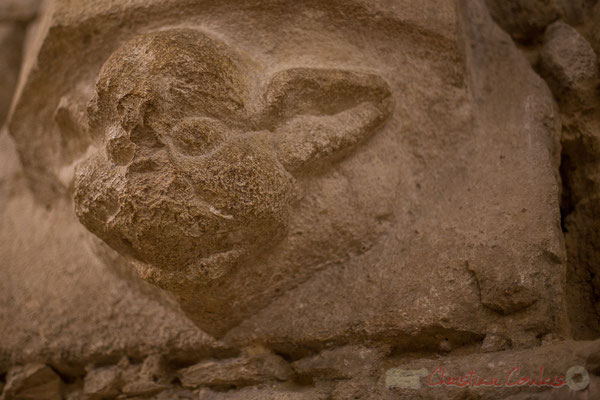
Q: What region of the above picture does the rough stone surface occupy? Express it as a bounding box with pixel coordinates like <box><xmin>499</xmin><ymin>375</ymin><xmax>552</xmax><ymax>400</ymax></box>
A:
<box><xmin>120</xmin><ymin>381</ymin><xmax>169</xmax><ymax>397</ymax></box>
<box><xmin>539</xmin><ymin>21</ymin><xmax>598</xmax><ymax>104</ymax></box>
<box><xmin>485</xmin><ymin>0</ymin><xmax>562</xmax><ymax>40</ymax></box>
<box><xmin>485</xmin><ymin>0</ymin><xmax>592</xmax><ymax>41</ymax></box>
<box><xmin>291</xmin><ymin>345</ymin><xmax>382</xmax><ymax>380</ymax></box>
<box><xmin>1</xmin><ymin>364</ymin><xmax>63</xmax><ymax>400</ymax></box>
<box><xmin>1</xmin><ymin>0</ymin><xmax>599</xmax><ymax>399</ymax></box>
<box><xmin>543</xmin><ymin>10</ymin><xmax>600</xmax><ymax>343</ymax></box>
<box><xmin>178</xmin><ymin>352</ymin><xmax>292</xmax><ymax>388</ymax></box>
<box><xmin>7</xmin><ymin>0</ymin><xmax>564</xmax><ymax>353</ymax></box>
<box><xmin>83</xmin><ymin>365</ymin><xmax>121</xmax><ymax>399</ymax></box>
<box><xmin>197</xmin><ymin>387</ymin><xmax>329</xmax><ymax>400</ymax></box>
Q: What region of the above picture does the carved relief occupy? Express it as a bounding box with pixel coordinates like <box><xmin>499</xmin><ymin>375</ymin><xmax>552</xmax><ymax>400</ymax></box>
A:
<box><xmin>73</xmin><ymin>29</ymin><xmax>393</xmax><ymax>334</ymax></box>
<box><xmin>4</xmin><ymin>1</ymin><xmax>594</xmax><ymax>398</ymax></box>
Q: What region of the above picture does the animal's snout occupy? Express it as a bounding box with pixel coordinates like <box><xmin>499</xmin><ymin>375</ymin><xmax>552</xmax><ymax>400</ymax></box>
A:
<box><xmin>106</xmin><ymin>125</ymin><xmax>135</xmax><ymax>165</ymax></box>
<box><xmin>168</xmin><ymin>117</ymin><xmax>228</xmax><ymax>157</ymax></box>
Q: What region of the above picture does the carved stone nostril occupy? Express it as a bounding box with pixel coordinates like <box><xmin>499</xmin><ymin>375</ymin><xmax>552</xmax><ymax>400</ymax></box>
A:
<box><xmin>106</xmin><ymin>126</ymin><xmax>135</xmax><ymax>165</ymax></box>
<box><xmin>170</xmin><ymin>117</ymin><xmax>227</xmax><ymax>156</ymax></box>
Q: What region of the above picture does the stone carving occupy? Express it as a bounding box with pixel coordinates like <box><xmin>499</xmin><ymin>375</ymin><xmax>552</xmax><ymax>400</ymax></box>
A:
<box><xmin>3</xmin><ymin>0</ymin><xmax>600</xmax><ymax>398</ymax></box>
<box><xmin>74</xmin><ymin>28</ymin><xmax>392</xmax><ymax>335</ymax></box>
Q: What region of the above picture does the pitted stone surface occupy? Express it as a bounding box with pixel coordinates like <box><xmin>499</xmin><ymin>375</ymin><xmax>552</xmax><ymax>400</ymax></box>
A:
<box><xmin>1</xmin><ymin>0</ymin><xmax>599</xmax><ymax>399</ymax></box>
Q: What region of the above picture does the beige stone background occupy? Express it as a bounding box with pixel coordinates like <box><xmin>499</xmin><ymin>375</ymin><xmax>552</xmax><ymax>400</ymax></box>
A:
<box><xmin>0</xmin><ymin>0</ymin><xmax>599</xmax><ymax>399</ymax></box>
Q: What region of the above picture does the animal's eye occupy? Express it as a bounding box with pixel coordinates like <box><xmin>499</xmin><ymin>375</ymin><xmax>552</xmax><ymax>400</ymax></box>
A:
<box><xmin>170</xmin><ymin>117</ymin><xmax>227</xmax><ymax>156</ymax></box>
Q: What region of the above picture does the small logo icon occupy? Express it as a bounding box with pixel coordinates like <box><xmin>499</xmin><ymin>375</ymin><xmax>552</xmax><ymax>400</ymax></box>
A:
<box><xmin>385</xmin><ymin>368</ymin><xmax>430</xmax><ymax>389</ymax></box>
<box><xmin>565</xmin><ymin>366</ymin><xmax>590</xmax><ymax>391</ymax></box>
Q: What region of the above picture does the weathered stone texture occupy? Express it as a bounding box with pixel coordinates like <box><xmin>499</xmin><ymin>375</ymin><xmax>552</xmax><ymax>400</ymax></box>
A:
<box><xmin>1</xmin><ymin>364</ymin><xmax>63</xmax><ymax>400</ymax></box>
<box><xmin>1</xmin><ymin>0</ymin><xmax>599</xmax><ymax>399</ymax></box>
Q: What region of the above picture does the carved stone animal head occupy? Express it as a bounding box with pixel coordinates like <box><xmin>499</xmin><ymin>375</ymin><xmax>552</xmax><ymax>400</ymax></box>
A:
<box><xmin>74</xmin><ymin>28</ymin><xmax>392</xmax><ymax>296</ymax></box>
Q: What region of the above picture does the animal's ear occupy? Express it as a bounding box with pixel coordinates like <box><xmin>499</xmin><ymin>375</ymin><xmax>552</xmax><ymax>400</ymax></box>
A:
<box><xmin>255</xmin><ymin>68</ymin><xmax>393</xmax><ymax>173</ymax></box>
